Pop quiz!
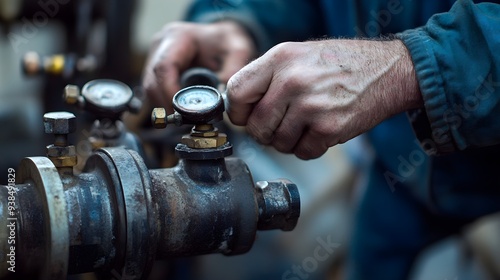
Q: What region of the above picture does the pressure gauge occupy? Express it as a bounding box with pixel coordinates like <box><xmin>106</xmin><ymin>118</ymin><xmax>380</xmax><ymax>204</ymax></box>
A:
<box><xmin>82</xmin><ymin>79</ymin><xmax>133</xmax><ymax>110</ymax></box>
<box><xmin>172</xmin><ymin>85</ymin><xmax>224</xmax><ymax>124</ymax></box>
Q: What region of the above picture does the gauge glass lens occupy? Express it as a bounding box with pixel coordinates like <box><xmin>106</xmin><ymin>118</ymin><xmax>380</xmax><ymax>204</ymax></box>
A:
<box><xmin>84</xmin><ymin>81</ymin><xmax>132</xmax><ymax>108</ymax></box>
<box><xmin>175</xmin><ymin>88</ymin><xmax>219</xmax><ymax>112</ymax></box>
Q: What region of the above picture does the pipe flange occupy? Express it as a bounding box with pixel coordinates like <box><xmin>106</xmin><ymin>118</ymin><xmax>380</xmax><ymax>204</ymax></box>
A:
<box><xmin>175</xmin><ymin>142</ymin><xmax>233</xmax><ymax>160</ymax></box>
<box><xmin>18</xmin><ymin>157</ymin><xmax>69</xmax><ymax>280</ymax></box>
<box><xmin>96</xmin><ymin>147</ymin><xmax>157</xmax><ymax>280</ymax></box>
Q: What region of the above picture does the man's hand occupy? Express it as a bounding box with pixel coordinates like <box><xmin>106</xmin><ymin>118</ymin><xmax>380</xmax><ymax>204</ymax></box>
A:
<box><xmin>143</xmin><ymin>21</ymin><xmax>256</xmax><ymax>110</ymax></box>
<box><xmin>227</xmin><ymin>39</ymin><xmax>423</xmax><ymax>160</ymax></box>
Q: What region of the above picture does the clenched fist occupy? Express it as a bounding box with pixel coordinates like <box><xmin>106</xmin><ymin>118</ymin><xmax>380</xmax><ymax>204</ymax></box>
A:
<box><xmin>226</xmin><ymin>39</ymin><xmax>423</xmax><ymax>159</ymax></box>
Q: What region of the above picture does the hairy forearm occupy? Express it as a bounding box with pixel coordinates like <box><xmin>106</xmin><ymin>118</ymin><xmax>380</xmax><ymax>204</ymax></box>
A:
<box><xmin>390</xmin><ymin>40</ymin><xmax>423</xmax><ymax>113</ymax></box>
<box><xmin>327</xmin><ymin>39</ymin><xmax>422</xmax><ymax>119</ymax></box>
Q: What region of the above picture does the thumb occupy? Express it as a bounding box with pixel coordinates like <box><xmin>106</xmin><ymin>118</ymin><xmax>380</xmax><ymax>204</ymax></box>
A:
<box><xmin>226</xmin><ymin>56</ymin><xmax>273</xmax><ymax>126</ymax></box>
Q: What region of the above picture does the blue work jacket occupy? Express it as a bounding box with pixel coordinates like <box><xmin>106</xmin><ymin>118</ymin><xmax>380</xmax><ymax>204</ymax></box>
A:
<box><xmin>186</xmin><ymin>0</ymin><xmax>500</xmax><ymax>218</ymax></box>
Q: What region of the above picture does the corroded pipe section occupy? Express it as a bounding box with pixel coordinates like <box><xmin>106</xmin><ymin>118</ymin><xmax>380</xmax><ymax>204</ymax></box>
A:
<box><xmin>0</xmin><ymin>147</ymin><xmax>300</xmax><ymax>280</ymax></box>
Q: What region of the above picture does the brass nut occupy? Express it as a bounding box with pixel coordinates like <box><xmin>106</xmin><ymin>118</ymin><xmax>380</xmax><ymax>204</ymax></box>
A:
<box><xmin>151</xmin><ymin>108</ymin><xmax>167</xmax><ymax>129</ymax></box>
<box><xmin>191</xmin><ymin>127</ymin><xmax>218</xmax><ymax>138</ymax></box>
<box><xmin>194</xmin><ymin>124</ymin><xmax>214</xmax><ymax>131</ymax></box>
<box><xmin>49</xmin><ymin>155</ymin><xmax>77</xmax><ymax>167</ymax></box>
<box><xmin>44</xmin><ymin>55</ymin><xmax>65</xmax><ymax>75</ymax></box>
<box><xmin>181</xmin><ymin>134</ymin><xmax>227</xmax><ymax>149</ymax></box>
<box><xmin>64</xmin><ymin>85</ymin><xmax>80</xmax><ymax>105</ymax></box>
<box><xmin>46</xmin><ymin>145</ymin><xmax>76</xmax><ymax>157</ymax></box>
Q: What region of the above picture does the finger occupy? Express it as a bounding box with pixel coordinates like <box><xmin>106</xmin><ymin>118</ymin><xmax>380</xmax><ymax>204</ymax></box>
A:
<box><xmin>245</xmin><ymin>97</ymin><xmax>287</xmax><ymax>145</ymax></box>
<box><xmin>271</xmin><ymin>107</ymin><xmax>306</xmax><ymax>153</ymax></box>
<box><xmin>214</xmin><ymin>21</ymin><xmax>255</xmax><ymax>82</ymax></box>
<box><xmin>142</xmin><ymin>64</ymin><xmax>168</xmax><ymax>107</ymax></box>
<box><xmin>293</xmin><ymin>129</ymin><xmax>331</xmax><ymax>160</ymax></box>
<box><xmin>218</xmin><ymin>48</ymin><xmax>252</xmax><ymax>83</ymax></box>
<box><xmin>226</xmin><ymin>56</ymin><xmax>274</xmax><ymax>126</ymax></box>
<box><xmin>245</xmin><ymin>75</ymin><xmax>295</xmax><ymax>144</ymax></box>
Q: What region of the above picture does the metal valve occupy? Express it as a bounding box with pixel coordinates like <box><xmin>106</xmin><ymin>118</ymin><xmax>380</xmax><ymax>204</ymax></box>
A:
<box><xmin>152</xmin><ymin>67</ymin><xmax>223</xmax><ymax>128</ymax></box>
<box><xmin>151</xmin><ymin>85</ymin><xmax>224</xmax><ymax>128</ymax></box>
<box><xmin>0</xmin><ymin>102</ymin><xmax>301</xmax><ymax>279</ymax></box>
<box><xmin>63</xmin><ymin>79</ymin><xmax>142</xmax><ymax>119</ymax></box>
<box><xmin>151</xmin><ymin>68</ymin><xmax>231</xmax><ymax>158</ymax></box>
<box><xmin>63</xmin><ymin>79</ymin><xmax>145</xmax><ymax>160</ymax></box>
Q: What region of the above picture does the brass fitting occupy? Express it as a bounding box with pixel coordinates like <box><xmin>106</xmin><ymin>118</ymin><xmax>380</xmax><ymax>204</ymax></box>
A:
<box><xmin>151</xmin><ymin>108</ymin><xmax>167</xmax><ymax>129</ymax></box>
<box><xmin>181</xmin><ymin>134</ymin><xmax>227</xmax><ymax>149</ymax></box>
<box><xmin>152</xmin><ymin>108</ymin><xmax>183</xmax><ymax>128</ymax></box>
<box><xmin>63</xmin><ymin>85</ymin><xmax>80</xmax><ymax>105</ymax></box>
<box><xmin>44</xmin><ymin>55</ymin><xmax>65</xmax><ymax>75</ymax></box>
<box><xmin>191</xmin><ymin>124</ymin><xmax>218</xmax><ymax>138</ymax></box>
<box><xmin>49</xmin><ymin>155</ymin><xmax>78</xmax><ymax>168</ymax></box>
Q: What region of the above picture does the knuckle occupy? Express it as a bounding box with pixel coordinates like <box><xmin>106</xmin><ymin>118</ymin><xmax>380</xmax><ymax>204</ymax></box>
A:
<box><xmin>153</xmin><ymin>63</ymin><xmax>168</xmax><ymax>76</ymax></box>
<box><xmin>280</xmin><ymin>65</ymin><xmax>307</xmax><ymax>93</ymax></box>
<box><xmin>227</xmin><ymin>74</ymin><xmax>244</xmax><ymax>101</ymax></box>
<box><xmin>273</xmin><ymin>134</ymin><xmax>295</xmax><ymax>153</ymax></box>
<box><xmin>298</xmin><ymin>96</ymin><xmax>326</xmax><ymax>115</ymax></box>
<box><xmin>246</xmin><ymin>122</ymin><xmax>273</xmax><ymax>145</ymax></box>
<box><xmin>294</xmin><ymin>144</ymin><xmax>325</xmax><ymax>160</ymax></box>
<box><xmin>311</xmin><ymin>123</ymin><xmax>335</xmax><ymax>139</ymax></box>
<box><xmin>271</xmin><ymin>42</ymin><xmax>298</xmax><ymax>59</ymax></box>
<box><xmin>282</xmin><ymin>72</ymin><xmax>304</xmax><ymax>92</ymax></box>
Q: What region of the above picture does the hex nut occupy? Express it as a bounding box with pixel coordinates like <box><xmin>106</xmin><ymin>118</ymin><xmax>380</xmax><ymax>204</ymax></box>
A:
<box><xmin>49</xmin><ymin>155</ymin><xmax>77</xmax><ymax>167</ymax></box>
<box><xmin>43</xmin><ymin>112</ymin><xmax>76</xmax><ymax>134</ymax></box>
<box><xmin>191</xmin><ymin>127</ymin><xmax>218</xmax><ymax>138</ymax></box>
<box><xmin>151</xmin><ymin>108</ymin><xmax>167</xmax><ymax>129</ymax></box>
<box><xmin>46</xmin><ymin>145</ymin><xmax>76</xmax><ymax>157</ymax></box>
<box><xmin>63</xmin><ymin>85</ymin><xmax>80</xmax><ymax>105</ymax></box>
<box><xmin>181</xmin><ymin>134</ymin><xmax>227</xmax><ymax>149</ymax></box>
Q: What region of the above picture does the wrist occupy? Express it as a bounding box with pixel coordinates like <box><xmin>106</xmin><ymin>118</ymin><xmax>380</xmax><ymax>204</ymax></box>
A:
<box><xmin>390</xmin><ymin>40</ymin><xmax>423</xmax><ymax>112</ymax></box>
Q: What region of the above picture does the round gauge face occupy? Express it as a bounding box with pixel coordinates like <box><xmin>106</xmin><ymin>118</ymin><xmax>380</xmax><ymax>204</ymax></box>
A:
<box><xmin>173</xmin><ymin>86</ymin><xmax>221</xmax><ymax>113</ymax></box>
<box><xmin>82</xmin><ymin>80</ymin><xmax>132</xmax><ymax>109</ymax></box>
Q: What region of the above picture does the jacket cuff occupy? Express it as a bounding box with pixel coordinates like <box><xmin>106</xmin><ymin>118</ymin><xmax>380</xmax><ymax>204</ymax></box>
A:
<box><xmin>397</xmin><ymin>28</ymin><xmax>457</xmax><ymax>155</ymax></box>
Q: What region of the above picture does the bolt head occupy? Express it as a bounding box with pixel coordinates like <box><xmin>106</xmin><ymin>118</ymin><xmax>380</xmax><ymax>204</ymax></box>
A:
<box><xmin>63</xmin><ymin>85</ymin><xmax>80</xmax><ymax>105</ymax></box>
<box><xmin>151</xmin><ymin>108</ymin><xmax>167</xmax><ymax>129</ymax></box>
<box><xmin>43</xmin><ymin>112</ymin><xmax>76</xmax><ymax>134</ymax></box>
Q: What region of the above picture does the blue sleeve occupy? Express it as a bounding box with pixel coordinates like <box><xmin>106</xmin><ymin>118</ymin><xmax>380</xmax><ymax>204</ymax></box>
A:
<box><xmin>398</xmin><ymin>0</ymin><xmax>500</xmax><ymax>155</ymax></box>
<box><xmin>184</xmin><ymin>0</ymin><xmax>326</xmax><ymax>53</ymax></box>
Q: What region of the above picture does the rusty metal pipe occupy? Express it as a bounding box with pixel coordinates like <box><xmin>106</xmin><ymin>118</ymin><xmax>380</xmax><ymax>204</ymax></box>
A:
<box><xmin>150</xmin><ymin>157</ymin><xmax>258</xmax><ymax>258</ymax></box>
<box><xmin>0</xmin><ymin>146</ymin><xmax>300</xmax><ymax>280</ymax></box>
